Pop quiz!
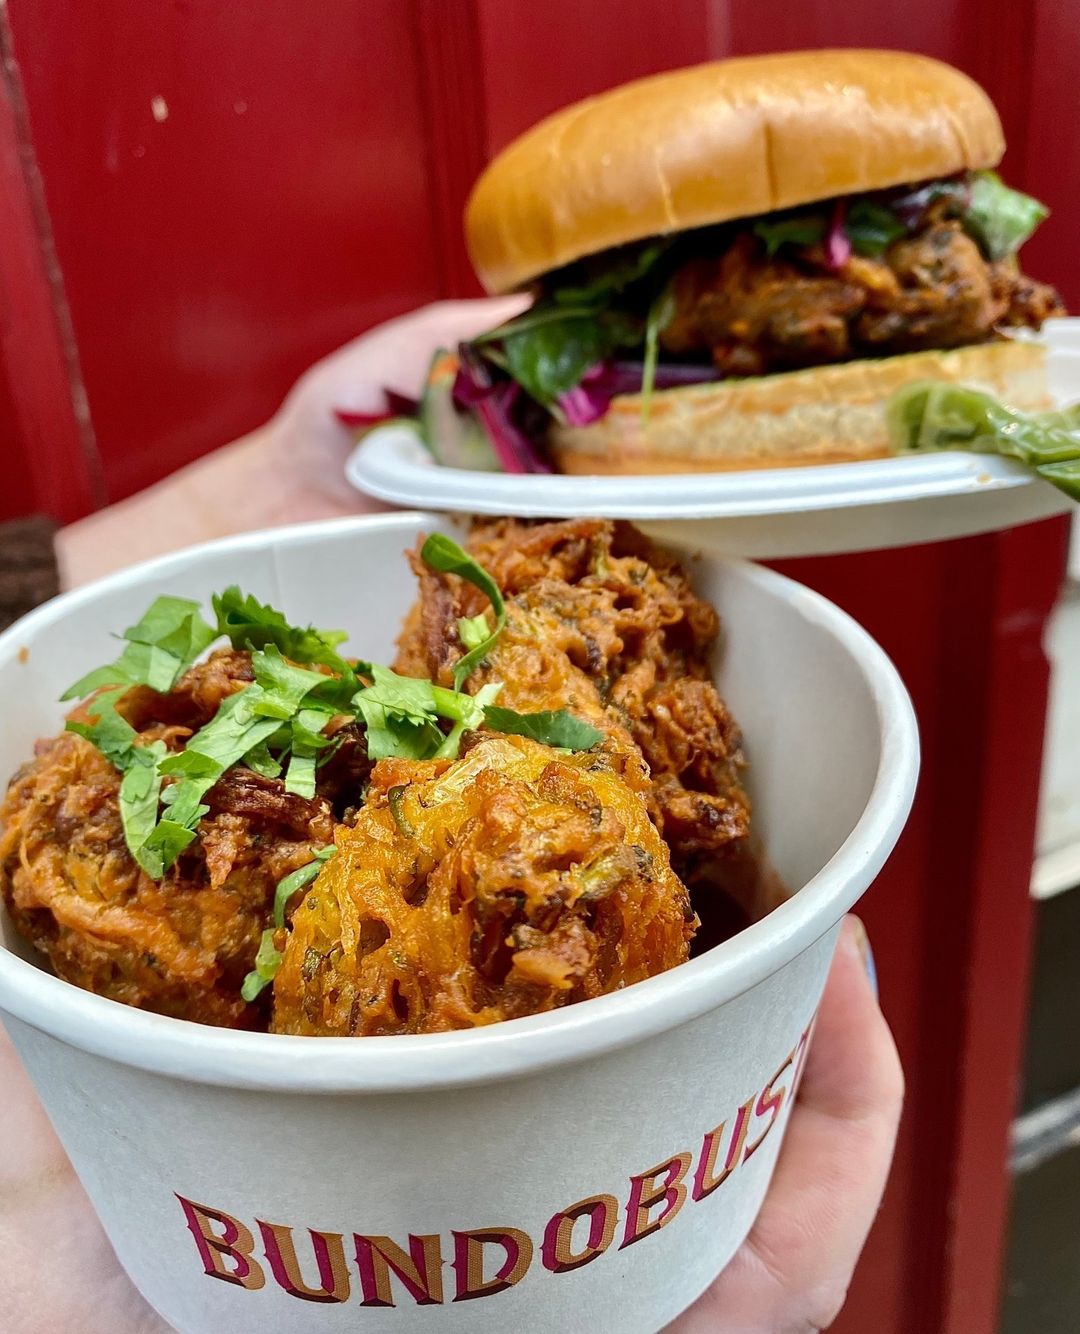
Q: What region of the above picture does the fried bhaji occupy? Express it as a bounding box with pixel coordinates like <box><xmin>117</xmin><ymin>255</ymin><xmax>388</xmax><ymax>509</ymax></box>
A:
<box><xmin>396</xmin><ymin>518</ymin><xmax>753</xmax><ymax>893</ymax></box>
<box><xmin>2</xmin><ymin>522</ymin><xmax>766</xmax><ymax>1034</ymax></box>
<box><xmin>272</xmin><ymin>735</ymin><xmax>694</xmax><ymax>1036</ymax></box>
<box><xmin>0</xmin><ymin>650</ymin><xmax>339</xmax><ymax>1027</ymax></box>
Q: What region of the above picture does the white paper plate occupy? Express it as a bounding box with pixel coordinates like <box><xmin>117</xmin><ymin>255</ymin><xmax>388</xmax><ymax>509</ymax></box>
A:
<box><xmin>345</xmin><ymin>322</ymin><xmax>1079</xmax><ymax>557</ymax></box>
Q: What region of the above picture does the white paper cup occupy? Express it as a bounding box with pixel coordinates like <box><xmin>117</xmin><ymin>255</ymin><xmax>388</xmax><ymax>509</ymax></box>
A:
<box><xmin>0</xmin><ymin>514</ymin><xmax>918</xmax><ymax>1333</ymax></box>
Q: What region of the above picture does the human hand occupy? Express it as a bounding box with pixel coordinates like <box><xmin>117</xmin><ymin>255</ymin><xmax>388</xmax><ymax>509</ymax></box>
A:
<box><xmin>56</xmin><ymin>296</ymin><xmax>527</xmax><ymax>587</ymax></box>
<box><xmin>0</xmin><ymin>916</ymin><xmax>898</xmax><ymax>1333</ymax></box>
<box><xmin>667</xmin><ymin>916</ymin><xmax>903</xmax><ymax>1332</ymax></box>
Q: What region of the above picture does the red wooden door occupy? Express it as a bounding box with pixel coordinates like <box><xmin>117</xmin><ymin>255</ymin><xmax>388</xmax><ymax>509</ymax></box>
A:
<box><xmin>0</xmin><ymin>5</ymin><xmax>1073</xmax><ymax>1331</ymax></box>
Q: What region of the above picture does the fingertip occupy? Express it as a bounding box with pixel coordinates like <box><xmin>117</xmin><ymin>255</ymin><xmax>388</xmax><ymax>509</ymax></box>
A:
<box><xmin>840</xmin><ymin>914</ymin><xmax>877</xmax><ymax>999</ymax></box>
<box><xmin>798</xmin><ymin>918</ymin><xmax>904</xmax><ymax>1121</ymax></box>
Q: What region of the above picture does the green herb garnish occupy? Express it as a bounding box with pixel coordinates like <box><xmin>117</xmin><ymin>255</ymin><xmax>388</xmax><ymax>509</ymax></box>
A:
<box><xmin>241</xmin><ymin>845</ymin><xmax>338</xmax><ymax>1005</ymax></box>
<box><xmin>845</xmin><ymin>199</ymin><xmax>907</xmax><ymax>257</ymax></box>
<box><xmin>752</xmin><ymin>214</ymin><xmax>828</xmax><ymax>257</ymax></box>
<box><xmin>65</xmin><ymin>538</ymin><xmax>602</xmax><ymax>891</ymax></box>
<box><xmin>420</xmin><ymin>534</ymin><xmax>507</xmax><ymax>688</ymax></box>
<box><xmin>241</xmin><ymin>928</ymin><xmax>283</xmax><ymax>1002</ymax></box>
<box><xmin>212</xmin><ymin>586</ymin><xmax>354</xmax><ymax>677</ymax></box>
<box><xmin>273</xmin><ymin>845</ymin><xmax>336</xmax><ymax>928</ymax></box>
<box><xmin>640</xmin><ymin>283</ymin><xmax>676</xmax><ymax>426</ymax></box>
<box><xmin>63</xmin><ymin>596</ymin><xmax>217</xmax><ymax>701</ymax></box>
<box><xmin>482</xmin><ymin>706</ymin><xmax>604</xmax><ymax>752</ymax></box>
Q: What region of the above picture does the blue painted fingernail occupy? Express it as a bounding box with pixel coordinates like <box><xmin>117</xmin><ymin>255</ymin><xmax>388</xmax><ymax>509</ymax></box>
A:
<box><xmin>850</xmin><ymin>918</ymin><xmax>878</xmax><ymax>999</ymax></box>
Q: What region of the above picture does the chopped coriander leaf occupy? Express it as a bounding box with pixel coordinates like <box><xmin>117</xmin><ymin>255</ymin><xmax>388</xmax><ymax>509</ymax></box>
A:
<box><xmin>65</xmin><ymin>686</ymin><xmax>139</xmax><ymax>767</ymax></box>
<box><xmin>122</xmin><ymin>596</ymin><xmax>216</xmax><ymax>660</ymax></box>
<box><xmin>432</xmin><ymin>682</ymin><xmax>502</xmax><ymax>759</ymax></box>
<box><xmin>273</xmin><ymin>845</ymin><xmax>336</xmax><ymax>927</ymax></box>
<box><xmin>138</xmin><ymin>819</ymin><xmax>199</xmax><ymax>874</ymax></box>
<box><xmin>212</xmin><ymin>586</ymin><xmax>354</xmax><ymax>677</ymax></box>
<box><xmin>249</xmin><ymin>647</ymin><xmax>339</xmax><ymax>719</ymax></box>
<box><xmin>457</xmin><ymin>613</ymin><xmax>490</xmax><ymax>652</ymax></box>
<box><xmin>353</xmin><ymin>671</ymin><xmax>501</xmax><ymax>761</ymax></box>
<box><xmin>242</xmin><ymin>742</ymin><xmax>282</xmax><ymax>779</ymax></box>
<box><xmin>151</xmin><ymin>691</ymin><xmax>284</xmax><ymax>862</ymax></box>
<box><xmin>289</xmin><ymin>706</ymin><xmax>337</xmax><ymax>751</ymax></box>
<box><xmin>355</xmin><ymin>664</ymin><xmax>439</xmax><ymax>722</ymax></box>
<box><xmin>356</xmin><ymin>704</ymin><xmax>443</xmax><ymax>762</ymax></box>
<box><xmin>62</xmin><ymin>595</ymin><xmax>216</xmax><ymax>700</ymax></box>
<box><xmin>420</xmin><ymin>535</ymin><xmax>506</xmax><ymax>688</ymax></box>
<box><xmin>483</xmin><ymin>705</ymin><xmax>604</xmax><ymax>752</ymax></box>
<box><xmin>118</xmin><ymin>741</ymin><xmax>170</xmax><ymax>878</ymax></box>
<box><xmin>160</xmin><ymin>690</ymin><xmax>282</xmax><ymax>776</ymax></box>
<box><xmin>353</xmin><ymin>667</ymin><xmax>444</xmax><ymax>759</ymax></box>
<box><xmin>284</xmin><ymin>748</ymin><xmax>318</xmax><ymax>798</ymax></box>
<box><xmin>241</xmin><ymin>928</ymin><xmax>283</xmax><ymax>1001</ymax></box>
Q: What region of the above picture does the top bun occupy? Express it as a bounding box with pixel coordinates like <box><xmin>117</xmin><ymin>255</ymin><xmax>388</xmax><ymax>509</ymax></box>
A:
<box><xmin>466</xmin><ymin>50</ymin><xmax>1004</xmax><ymax>294</ymax></box>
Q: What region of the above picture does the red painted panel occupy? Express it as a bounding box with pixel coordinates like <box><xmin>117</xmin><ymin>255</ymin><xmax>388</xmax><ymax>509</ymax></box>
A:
<box><xmin>726</xmin><ymin>0</ymin><xmax>962</xmax><ymax>60</ymax></box>
<box><xmin>0</xmin><ymin>10</ymin><xmax>102</xmax><ymax>523</ymax></box>
<box><xmin>476</xmin><ymin>0</ymin><xmax>716</xmax><ymax>155</ymax></box>
<box><xmin>1016</xmin><ymin>0</ymin><xmax>1080</xmax><ymax>307</ymax></box>
<box><xmin>4</xmin><ymin>1</ymin><xmax>441</xmax><ymax>504</ymax></box>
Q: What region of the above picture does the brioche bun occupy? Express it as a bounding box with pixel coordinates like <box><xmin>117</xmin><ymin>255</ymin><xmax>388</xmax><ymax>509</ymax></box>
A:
<box><xmin>466</xmin><ymin>50</ymin><xmax>1004</xmax><ymax>295</ymax></box>
<box><xmin>550</xmin><ymin>340</ymin><xmax>1048</xmax><ymax>474</ymax></box>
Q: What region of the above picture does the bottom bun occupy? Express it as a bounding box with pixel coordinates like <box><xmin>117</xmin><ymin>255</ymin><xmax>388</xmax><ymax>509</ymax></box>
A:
<box><xmin>551</xmin><ymin>340</ymin><xmax>1050</xmax><ymax>474</ymax></box>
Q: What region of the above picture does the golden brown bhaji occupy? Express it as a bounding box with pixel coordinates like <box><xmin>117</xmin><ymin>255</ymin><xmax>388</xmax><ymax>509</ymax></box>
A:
<box><xmin>272</xmin><ymin>735</ymin><xmax>695</xmax><ymax>1036</ymax></box>
<box><xmin>0</xmin><ymin>650</ymin><xmax>339</xmax><ymax>1028</ymax></box>
<box><xmin>396</xmin><ymin>518</ymin><xmax>753</xmax><ymax>892</ymax></box>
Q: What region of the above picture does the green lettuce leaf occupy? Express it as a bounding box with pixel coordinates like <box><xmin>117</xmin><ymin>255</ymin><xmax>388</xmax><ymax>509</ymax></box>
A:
<box><xmin>963</xmin><ymin>170</ymin><xmax>1049</xmax><ymax>261</ymax></box>
<box><xmin>846</xmin><ymin>199</ymin><xmax>906</xmax><ymax>256</ymax></box>
<box><xmin>551</xmin><ymin>240</ymin><xmax>669</xmax><ymax>306</ymax></box>
<box><xmin>502</xmin><ymin>315</ymin><xmax>613</xmax><ymax>408</ymax></box>
<box><xmin>887</xmin><ymin>381</ymin><xmax>1080</xmax><ymax>505</ymax></box>
<box><xmin>752</xmin><ymin>214</ymin><xmax>827</xmax><ymax>257</ymax></box>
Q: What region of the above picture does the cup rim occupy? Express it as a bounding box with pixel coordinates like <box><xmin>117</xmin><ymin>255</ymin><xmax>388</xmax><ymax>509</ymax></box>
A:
<box><xmin>0</xmin><ymin>512</ymin><xmax>919</xmax><ymax>1093</ymax></box>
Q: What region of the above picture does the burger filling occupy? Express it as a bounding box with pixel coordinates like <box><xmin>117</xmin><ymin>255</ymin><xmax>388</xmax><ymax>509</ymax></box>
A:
<box><xmin>427</xmin><ymin>170</ymin><xmax>1063</xmax><ymax>473</ymax></box>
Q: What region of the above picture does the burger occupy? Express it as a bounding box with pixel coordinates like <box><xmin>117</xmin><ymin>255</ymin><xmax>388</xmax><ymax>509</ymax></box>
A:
<box><xmin>423</xmin><ymin>50</ymin><xmax>1064</xmax><ymax>475</ymax></box>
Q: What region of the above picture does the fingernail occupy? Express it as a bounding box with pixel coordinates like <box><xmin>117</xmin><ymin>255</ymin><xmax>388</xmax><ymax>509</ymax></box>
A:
<box><xmin>848</xmin><ymin>916</ymin><xmax>878</xmax><ymax>999</ymax></box>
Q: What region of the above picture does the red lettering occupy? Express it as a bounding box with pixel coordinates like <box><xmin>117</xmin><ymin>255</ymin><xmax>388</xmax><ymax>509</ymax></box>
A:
<box><xmin>541</xmin><ymin>1194</ymin><xmax>618</xmax><ymax>1274</ymax></box>
<box><xmin>176</xmin><ymin>1195</ymin><xmax>265</xmax><ymax>1290</ymax></box>
<box><xmin>692</xmin><ymin>1097</ymin><xmax>755</xmax><ymax>1201</ymax></box>
<box><xmin>256</xmin><ymin>1219</ymin><xmax>350</xmax><ymax>1303</ymax></box>
<box><xmin>621</xmin><ymin>1152</ymin><xmax>692</xmax><ymax>1249</ymax></box>
<box><xmin>452</xmin><ymin>1228</ymin><xmax>533</xmax><ymax>1301</ymax></box>
<box><xmin>744</xmin><ymin>1048</ymin><xmax>796</xmax><ymax>1162</ymax></box>
<box><xmin>355</xmin><ymin>1233</ymin><xmax>445</xmax><ymax>1307</ymax></box>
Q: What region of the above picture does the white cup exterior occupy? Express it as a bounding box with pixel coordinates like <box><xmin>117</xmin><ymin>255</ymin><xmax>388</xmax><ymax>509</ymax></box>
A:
<box><xmin>0</xmin><ymin>514</ymin><xmax>918</xmax><ymax>1332</ymax></box>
